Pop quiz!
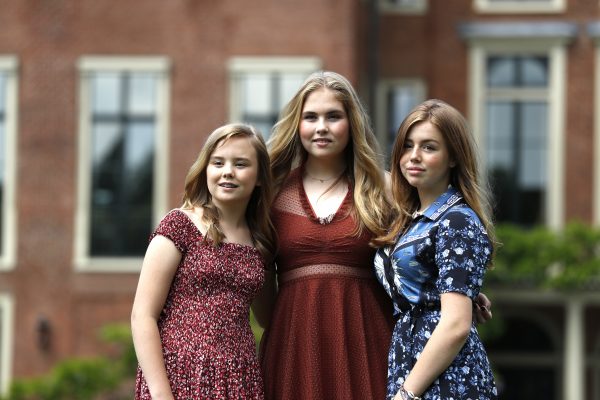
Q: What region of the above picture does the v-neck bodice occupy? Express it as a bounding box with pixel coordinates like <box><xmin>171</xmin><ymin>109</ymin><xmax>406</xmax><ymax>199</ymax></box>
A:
<box><xmin>297</xmin><ymin>166</ymin><xmax>352</xmax><ymax>225</ymax></box>
<box><xmin>271</xmin><ymin>168</ymin><xmax>374</xmax><ymax>273</ymax></box>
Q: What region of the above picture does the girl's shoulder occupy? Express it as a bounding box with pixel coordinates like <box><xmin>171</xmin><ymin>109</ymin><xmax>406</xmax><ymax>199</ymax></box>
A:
<box><xmin>151</xmin><ymin>209</ymin><xmax>202</xmax><ymax>252</ymax></box>
<box><xmin>437</xmin><ymin>204</ymin><xmax>487</xmax><ymax>238</ymax></box>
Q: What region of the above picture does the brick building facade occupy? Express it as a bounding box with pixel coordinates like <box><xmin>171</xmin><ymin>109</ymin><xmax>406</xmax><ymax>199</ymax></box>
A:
<box><xmin>0</xmin><ymin>0</ymin><xmax>599</xmax><ymax>398</ymax></box>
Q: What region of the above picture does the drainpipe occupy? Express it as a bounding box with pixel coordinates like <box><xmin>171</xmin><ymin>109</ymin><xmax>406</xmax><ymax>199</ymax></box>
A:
<box><xmin>366</xmin><ymin>0</ymin><xmax>379</xmax><ymax>117</ymax></box>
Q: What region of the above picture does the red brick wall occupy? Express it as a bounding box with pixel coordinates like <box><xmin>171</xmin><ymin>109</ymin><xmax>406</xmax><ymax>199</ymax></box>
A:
<box><xmin>0</xmin><ymin>0</ymin><xmax>363</xmax><ymax>379</ymax></box>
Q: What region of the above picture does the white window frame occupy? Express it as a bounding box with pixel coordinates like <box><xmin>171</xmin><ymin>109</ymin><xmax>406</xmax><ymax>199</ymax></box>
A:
<box><xmin>375</xmin><ymin>78</ymin><xmax>426</xmax><ymax>155</ymax></box>
<box><xmin>0</xmin><ymin>293</ymin><xmax>14</xmax><ymax>396</ymax></box>
<box><xmin>590</xmin><ymin>23</ymin><xmax>600</xmax><ymax>225</ymax></box>
<box><xmin>474</xmin><ymin>0</ymin><xmax>566</xmax><ymax>14</ymax></box>
<box><xmin>0</xmin><ymin>57</ymin><xmax>17</xmax><ymax>271</ymax></box>
<box><xmin>227</xmin><ymin>56</ymin><xmax>321</xmax><ymax>135</ymax></box>
<box><xmin>379</xmin><ymin>0</ymin><xmax>428</xmax><ymax>14</ymax></box>
<box><xmin>467</xmin><ymin>38</ymin><xmax>568</xmax><ymax>229</ymax></box>
<box><xmin>74</xmin><ymin>56</ymin><xmax>171</xmax><ymax>272</ymax></box>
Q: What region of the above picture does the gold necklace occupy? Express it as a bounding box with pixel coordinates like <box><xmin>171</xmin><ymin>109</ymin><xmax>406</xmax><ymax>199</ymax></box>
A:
<box><xmin>305</xmin><ymin>168</ymin><xmax>346</xmax><ymax>183</ymax></box>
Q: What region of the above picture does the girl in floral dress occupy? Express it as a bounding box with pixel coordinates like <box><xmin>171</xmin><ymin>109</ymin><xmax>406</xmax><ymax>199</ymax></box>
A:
<box><xmin>131</xmin><ymin>123</ymin><xmax>276</xmax><ymax>399</ymax></box>
<box><xmin>374</xmin><ymin>100</ymin><xmax>497</xmax><ymax>400</ymax></box>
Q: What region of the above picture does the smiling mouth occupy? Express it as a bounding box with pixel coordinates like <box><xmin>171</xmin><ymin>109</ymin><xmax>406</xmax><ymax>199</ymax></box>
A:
<box><xmin>313</xmin><ymin>139</ymin><xmax>332</xmax><ymax>144</ymax></box>
<box><xmin>219</xmin><ymin>182</ymin><xmax>238</xmax><ymax>188</ymax></box>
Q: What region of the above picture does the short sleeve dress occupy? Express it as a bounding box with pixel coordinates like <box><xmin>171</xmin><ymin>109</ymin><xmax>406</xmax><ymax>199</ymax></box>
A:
<box><xmin>374</xmin><ymin>187</ymin><xmax>497</xmax><ymax>400</ymax></box>
<box><xmin>135</xmin><ymin>209</ymin><xmax>266</xmax><ymax>400</ymax></box>
<box><xmin>260</xmin><ymin>168</ymin><xmax>394</xmax><ymax>400</ymax></box>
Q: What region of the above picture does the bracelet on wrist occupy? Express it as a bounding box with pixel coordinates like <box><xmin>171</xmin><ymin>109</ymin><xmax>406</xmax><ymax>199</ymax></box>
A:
<box><xmin>400</xmin><ymin>385</ymin><xmax>422</xmax><ymax>400</ymax></box>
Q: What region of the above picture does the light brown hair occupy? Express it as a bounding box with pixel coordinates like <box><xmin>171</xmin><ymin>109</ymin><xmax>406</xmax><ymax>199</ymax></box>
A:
<box><xmin>377</xmin><ymin>99</ymin><xmax>497</xmax><ymax>264</ymax></box>
<box><xmin>268</xmin><ymin>71</ymin><xmax>392</xmax><ymax>243</ymax></box>
<box><xmin>182</xmin><ymin>123</ymin><xmax>277</xmax><ymax>264</ymax></box>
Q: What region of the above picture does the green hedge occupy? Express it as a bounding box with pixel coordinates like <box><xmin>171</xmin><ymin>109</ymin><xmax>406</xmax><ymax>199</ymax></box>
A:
<box><xmin>488</xmin><ymin>221</ymin><xmax>600</xmax><ymax>290</ymax></box>
<box><xmin>1</xmin><ymin>324</ymin><xmax>136</xmax><ymax>400</ymax></box>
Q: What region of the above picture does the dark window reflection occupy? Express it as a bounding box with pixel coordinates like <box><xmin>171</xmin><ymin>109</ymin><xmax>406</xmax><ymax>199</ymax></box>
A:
<box><xmin>486</xmin><ymin>316</ymin><xmax>559</xmax><ymax>399</ymax></box>
<box><xmin>89</xmin><ymin>72</ymin><xmax>156</xmax><ymax>256</ymax></box>
<box><xmin>485</xmin><ymin>55</ymin><xmax>548</xmax><ymax>226</ymax></box>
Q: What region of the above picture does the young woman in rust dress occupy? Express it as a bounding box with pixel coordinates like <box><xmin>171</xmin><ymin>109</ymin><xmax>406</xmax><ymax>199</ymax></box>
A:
<box><xmin>255</xmin><ymin>71</ymin><xmax>394</xmax><ymax>400</ymax></box>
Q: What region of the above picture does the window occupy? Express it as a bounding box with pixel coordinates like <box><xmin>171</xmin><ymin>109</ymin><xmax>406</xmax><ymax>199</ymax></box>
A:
<box><xmin>0</xmin><ymin>293</ymin><xmax>14</xmax><ymax>395</ymax></box>
<box><xmin>0</xmin><ymin>56</ymin><xmax>17</xmax><ymax>271</ymax></box>
<box><xmin>484</xmin><ymin>55</ymin><xmax>549</xmax><ymax>226</ymax></box>
<box><xmin>379</xmin><ymin>0</ymin><xmax>428</xmax><ymax>14</ymax></box>
<box><xmin>463</xmin><ymin>22</ymin><xmax>574</xmax><ymax>228</ymax></box>
<box><xmin>376</xmin><ymin>79</ymin><xmax>426</xmax><ymax>157</ymax></box>
<box><xmin>75</xmin><ymin>57</ymin><xmax>170</xmax><ymax>271</ymax></box>
<box><xmin>474</xmin><ymin>0</ymin><xmax>565</xmax><ymax>13</ymax></box>
<box><xmin>486</xmin><ymin>312</ymin><xmax>562</xmax><ymax>399</ymax></box>
<box><xmin>228</xmin><ymin>57</ymin><xmax>321</xmax><ymax>140</ymax></box>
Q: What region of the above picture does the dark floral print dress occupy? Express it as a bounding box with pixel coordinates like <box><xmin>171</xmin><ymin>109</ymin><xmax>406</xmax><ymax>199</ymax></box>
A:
<box><xmin>374</xmin><ymin>187</ymin><xmax>497</xmax><ymax>400</ymax></box>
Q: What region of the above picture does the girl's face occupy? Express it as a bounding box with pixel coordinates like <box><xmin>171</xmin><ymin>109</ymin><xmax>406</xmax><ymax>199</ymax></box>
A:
<box><xmin>298</xmin><ymin>88</ymin><xmax>350</xmax><ymax>162</ymax></box>
<box><xmin>399</xmin><ymin>121</ymin><xmax>454</xmax><ymax>202</ymax></box>
<box><xmin>206</xmin><ymin>136</ymin><xmax>259</xmax><ymax>209</ymax></box>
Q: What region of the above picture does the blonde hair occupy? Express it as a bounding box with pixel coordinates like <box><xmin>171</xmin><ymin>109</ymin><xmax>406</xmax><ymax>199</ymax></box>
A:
<box><xmin>377</xmin><ymin>99</ymin><xmax>497</xmax><ymax>264</ymax></box>
<box><xmin>182</xmin><ymin>123</ymin><xmax>277</xmax><ymax>264</ymax></box>
<box><xmin>268</xmin><ymin>71</ymin><xmax>392</xmax><ymax>243</ymax></box>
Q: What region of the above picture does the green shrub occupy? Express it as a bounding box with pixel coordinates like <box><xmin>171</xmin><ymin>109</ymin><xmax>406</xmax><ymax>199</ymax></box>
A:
<box><xmin>487</xmin><ymin>221</ymin><xmax>600</xmax><ymax>290</ymax></box>
<box><xmin>1</xmin><ymin>323</ymin><xmax>134</xmax><ymax>400</ymax></box>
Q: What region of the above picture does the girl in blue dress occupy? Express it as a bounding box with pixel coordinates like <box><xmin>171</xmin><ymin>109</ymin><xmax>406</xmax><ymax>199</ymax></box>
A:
<box><xmin>374</xmin><ymin>99</ymin><xmax>497</xmax><ymax>400</ymax></box>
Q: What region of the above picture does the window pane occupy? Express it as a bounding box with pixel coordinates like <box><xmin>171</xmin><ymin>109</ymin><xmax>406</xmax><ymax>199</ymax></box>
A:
<box><xmin>278</xmin><ymin>74</ymin><xmax>305</xmax><ymax>109</ymax></box>
<box><xmin>486</xmin><ymin>102</ymin><xmax>514</xmax><ymax>170</ymax></box>
<box><xmin>486</xmin><ymin>101</ymin><xmax>546</xmax><ymax>225</ymax></box>
<box><xmin>486</xmin><ymin>316</ymin><xmax>558</xmax><ymax>400</ymax></box>
<box><xmin>89</xmin><ymin>73</ymin><xmax>156</xmax><ymax>256</ymax></box>
<box><xmin>519</xmin><ymin>102</ymin><xmax>547</xmax><ymax>188</ymax></box>
<box><xmin>242</xmin><ymin>73</ymin><xmax>272</xmax><ymax>115</ymax></box>
<box><xmin>92</xmin><ymin>73</ymin><xmax>121</xmax><ymax>114</ymax></box>
<box><xmin>388</xmin><ymin>85</ymin><xmax>419</xmax><ymax>144</ymax></box>
<box><xmin>522</xmin><ymin>57</ymin><xmax>548</xmax><ymax>87</ymax></box>
<box><xmin>0</xmin><ymin>74</ymin><xmax>5</xmax><ymax>111</ymax></box>
<box><xmin>240</xmin><ymin>72</ymin><xmax>307</xmax><ymax>139</ymax></box>
<box><xmin>128</xmin><ymin>74</ymin><xmax>156</xmax><ymax>115</ymax></box>
<box><xmin>488</xmin><ymin>56</ymin><xmax>548</xmax><ymax>88</ymax></box>
<box><xmin>485</xmin><ymin>53</ymin><xmax>548</xmax><ymax>226</ymax></box>
<box><xmin>488</xmin><ymin>57</ymin><xmax>516</xmax><ymax>87</ymax></box>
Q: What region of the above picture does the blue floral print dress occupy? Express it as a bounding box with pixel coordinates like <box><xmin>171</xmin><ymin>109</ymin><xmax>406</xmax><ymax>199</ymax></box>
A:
<box><xmin>374</xmin><ymin>187</ymin><xmax>497</xmax><ymax>400</ymax></box>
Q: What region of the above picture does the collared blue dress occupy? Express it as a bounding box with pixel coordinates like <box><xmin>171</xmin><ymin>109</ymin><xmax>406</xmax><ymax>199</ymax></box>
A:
<box><xmin>374</xmin><ymin>187</ymin><xmax>497</xmax><ymax>400</ymax></box>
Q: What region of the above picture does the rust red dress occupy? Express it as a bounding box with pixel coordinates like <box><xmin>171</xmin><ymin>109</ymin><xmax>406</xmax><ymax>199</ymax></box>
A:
<box><xmin>135</xmin><ymin>209</ymin><xmax>265</xmax><ymax>399</ymax></box>
<box><xmin>260</xmin><ymin>168</ymin><xmax>394</xmax><ymax>400</ymax></box>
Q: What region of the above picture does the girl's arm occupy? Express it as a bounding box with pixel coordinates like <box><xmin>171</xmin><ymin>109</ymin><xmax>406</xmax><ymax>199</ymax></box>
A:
<box><xmin>131</xmin><ymin>235</ymin><xmax>182</xmax><ymax>400</ymax></box>
<box><xmin>251</xmin><ymin>268</ymin><xmax>277</xmax><ymax>329</ymax></box>
<box><xmin>395</xmin><ymin>292</ymin><xmax>473</xmax><ymax>399</ymax></box>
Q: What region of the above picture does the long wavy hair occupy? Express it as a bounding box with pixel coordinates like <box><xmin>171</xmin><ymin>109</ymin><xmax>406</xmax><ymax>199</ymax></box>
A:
<box><xmin>182</xmin><ymin>123</ymin><xmax>277</xmax><ymax>264</ymax></box>
<box><xmin>268</xmin><ymin>71</ymin><xmax>392</xmax><ymax>243</ymax></box>
<box><xmin>376</xmin><ymin>99</ymin><xmax>497</xmax><ymax>264</ymax></box>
